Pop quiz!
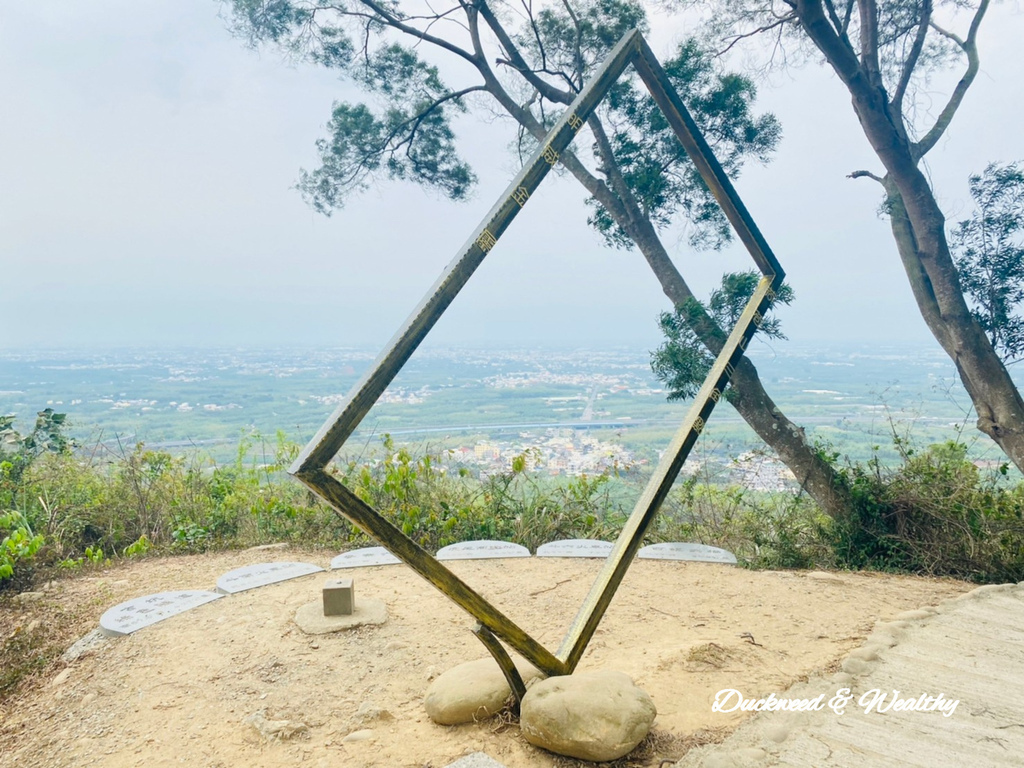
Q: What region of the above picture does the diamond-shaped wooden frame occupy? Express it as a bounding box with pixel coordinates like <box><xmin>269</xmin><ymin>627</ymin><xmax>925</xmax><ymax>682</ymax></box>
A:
<box><xmin>291</xmin><ymin>29</ymin><xmax>784</xmax><ymax>693</ymax></box>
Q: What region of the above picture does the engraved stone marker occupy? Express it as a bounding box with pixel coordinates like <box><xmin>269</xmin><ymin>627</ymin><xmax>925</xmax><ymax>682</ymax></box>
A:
<box><xmin>99</xmin><ymin>590</ymin><xmax>224</xmax><ymax>637</ymax></box>
<box><xmin>435</xmin><ymin>540</ymin><xmax>531</xmax><ymax>561</ymax></box>
<box><xmin>330</xmin><ymin>547</ymin><xmax>401</xmax><ymax>570</ymax></box>
<box><xmin>637</xmin><ymin>542</ymin><xmax>737</xmax><ymax>564</ymax></box>
<box><xmin>215</xmin><ymin>561</ymin><xmax>324</xmax><ymax>594</ymax></box>
<box><xmin>536</xmin><ymin>539</ymin><xmax>615</xmax><ymax>559</ymax></box>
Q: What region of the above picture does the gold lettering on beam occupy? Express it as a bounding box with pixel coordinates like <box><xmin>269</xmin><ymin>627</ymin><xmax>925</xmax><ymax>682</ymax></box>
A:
<box><xmin>476</xmin><ymin>229</ymin><xmax>498</xmax><ymax>253</ymax></box>
<box><xmin>511</xmin><ymin>187</ymin><xmax>530</xmax><ymax>207</ymax></box>
<box><xmin>724</xmin><ymin>363</ymin><xmax>735</xmax><ymax>379</ymax></box>
<box><xmin>692</xmin><ymin>416</ymin><xmax>705</xmax><ymax>435</ymax></box>
<box><xmin>752</xmin><ymin>311</ymin><xmax>764</xmax><ymax>327</ymax></box>
<box><xmin>710</xmin><ymin>388</ymin><xmax>722</xmax><ymax>403</ymax></box>
<box><xmin>567</xmin><ymin>112</ymin><xmax>584</xmax><ymax>132</ymax></box>
<box><xmin>542</xmin><ymin>145</ymin><xmax>559</xmax><ymax>166</ymax></box>
<box><xmin>766</xmin><ymin>287</ymin><xmax>777</xmax><ymax>304</ymax></box>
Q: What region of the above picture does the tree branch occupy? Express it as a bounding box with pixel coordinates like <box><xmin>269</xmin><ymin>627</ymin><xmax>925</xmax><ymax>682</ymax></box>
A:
<box><xmin>822</xmin><ymin>0</ymin><xmax>844</xmax><ymax>37</ymax></box>
<box><xmin>840</xmin><ymin>0</ymin><xmax>855</xmax><ymax>37</ymax></box>
<box><xmin>356</xmin><ymin>0</ymin><xmax>481</xmax><ymax>67</ymax></box>
<box><xmin>914</xmin><ymin>0</ymin><xmax>989</xmax><ymax>159</ymax></box>
<box><xmin>890</xmin><ymin>0</ymin><xmax>931</xmax><ymax>114</ymax></box>
<box><xmin>795</xmin><ymin>0</ymin><xmax>863</xmax><ymax>85</ymax></box>
<box><xmin>719</xmin><ymin>14</ymin><xmax>797</xmax><ymax>57</ymax></box>
<box><xmin>848</xmin><ymin>169</ymin><xmax>884</xmax><ymax>184</ymax></box>
<box><xmin>559</xmin><ymin>0</ymin><xmax>586</xmax><ymax>88</ymax></box>
<box><xmin>397</xmin><ymin>85</ymin><xmax>489</xmax><ymax>154</ymax></box>
<box><xmin>856</xmin><ymin>0</ymin><xmax>883</xmax><ymax>87</ymax></box>
<box><xmin>474</xmin><ymin>0</ymin><xmax>576</xmax><ymax>105</ymax></box>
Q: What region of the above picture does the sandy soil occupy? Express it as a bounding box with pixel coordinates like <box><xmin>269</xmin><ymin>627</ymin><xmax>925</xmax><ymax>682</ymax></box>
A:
<box><xmin>0</xmin><ymin>548</ymin><xmax>971</xmax><ymax>767</ymax></box>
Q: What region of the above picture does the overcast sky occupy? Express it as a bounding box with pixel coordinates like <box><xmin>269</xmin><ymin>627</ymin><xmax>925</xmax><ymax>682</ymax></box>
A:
<box><xmin>2</xmin><ymin>1</ymin><xmax>1023</xmax><ymax>351</ymax></box>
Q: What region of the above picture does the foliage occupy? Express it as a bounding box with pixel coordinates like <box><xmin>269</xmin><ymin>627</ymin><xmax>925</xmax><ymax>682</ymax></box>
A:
<box><xmin>1</xmin><ymin>409</ymin><xmax>74</xmax><ymax>584</ymax></box>
<box><xmin>651</xmin><ymin>271</ymin><xmax>793</xmax><ymax>400</ymax></box>
<box><xmin>0</xmin><ymin>511</ymin><xmax>44</xmax><ymax>583</ymax></box>
<box><xmin>833</xmin><ymin>441</ymin><xmax>1024</xmax><ymax>582</ymax></box>
<box><xmin>224</xmin><ymin>0</ymin><xmax>778</xmax><ymax>250</ymax></box>
<box><xmin>221</xmin><ymin>1</ymin><xmax>865</xmax><ymax>521</ymax></box>
<box><xmin>590</xmin><ymin>36</ymin><xmax>780</xmax><ymax>250</ymax></box>
<box><xmin>336</xmin><ymin>437</ymin><xmax>626</xmax><ymax>552</ymax></box>
<box><xmin>952</xmin><ymin>161</ymin><xmax>1024</xmax><ymax>363</ymax></box>
<box><xmin>5</xmin><ymin>404</ymin><xmax>1023</xmax><ymax>589</ymax></box>
<box><xmin>657</xmin><ymin>479</ymin><xmax>835</xmax><ymax>568</ymax></box>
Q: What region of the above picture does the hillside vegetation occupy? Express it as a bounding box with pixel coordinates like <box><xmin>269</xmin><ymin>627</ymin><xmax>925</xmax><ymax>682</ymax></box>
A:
<box><xmin>3</xmin><ymin>409</ymin><xmax>1023</xmax><ymax>593</ymax></box>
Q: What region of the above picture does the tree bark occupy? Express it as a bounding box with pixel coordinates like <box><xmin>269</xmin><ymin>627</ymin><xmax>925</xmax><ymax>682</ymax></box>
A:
<box><xmin>884</xmin><ymin>180</ymin><xmax>1024</xmax><ymax>468</ymax></box>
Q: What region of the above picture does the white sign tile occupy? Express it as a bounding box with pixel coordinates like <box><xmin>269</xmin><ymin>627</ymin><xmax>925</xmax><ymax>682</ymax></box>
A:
<box><xmin>215</xmin><ymin>561</ymin><xmax>324</xmax><ymax>594</ymax></box>
<box><xmin>330</xmin><ymin>547</ymin><xmax>402</xmax><ymax>569</ymax></box>
<box><xmin>536</xmin><ymin>539</ymin><xmax>614</xmax><ymax>558</ymax></box>
<box><xmin>637</xmin><ymin>542</ymin><xmax>737</xmax><ymax>564</ymax></box>
<box><xmin>99</xmin><ymin>590</ymin><xmax>223</xmax><ymax>637</ymax></box>
<box><xmin>435</xmin><ymin>540</ymin><xmax>531</xmax><ymax>561</ymax></box>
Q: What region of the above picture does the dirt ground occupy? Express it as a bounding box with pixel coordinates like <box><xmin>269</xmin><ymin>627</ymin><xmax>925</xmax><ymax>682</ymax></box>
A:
<box><xmin>0</xmin><ymin>548</ymin><xmax>971</xmax><ymax>767</ymax></box>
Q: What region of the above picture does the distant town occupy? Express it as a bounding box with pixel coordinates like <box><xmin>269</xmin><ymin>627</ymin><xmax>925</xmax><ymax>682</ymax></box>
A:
<box><xmin>0</xmin><ymin>342</ymin><xmax>1013</xmax><ymax>480</ymax></box>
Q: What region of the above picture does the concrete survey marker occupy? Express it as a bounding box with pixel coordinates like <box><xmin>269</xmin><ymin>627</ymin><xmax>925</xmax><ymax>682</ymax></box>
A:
<box><xmin>99</xmin><ymin>590</ymin><xmax>223</xmax><ymax>637</ymax></box>
<box><xmin>637</xmin><ymin>542</ymin><xmax>737</xmax><ymax>564</ymax></box>
<box><xmin>536</xmin><ymin>539</ymin><xmax>615</xmax><ymax>559</ymax></box>
<box><xmin>436</xmin><ymin>541</ymin><xmax>531</xmax><ymax>561</ymax></box>
<box><xmin>330</xmin><ymin>547</ymin><xmax>402</xmax><ymax>569</ymax></box>
<box><xmin>215</xmin><ymin>561</ymin><xmax>324</xmax><ymax>594</ymax></box>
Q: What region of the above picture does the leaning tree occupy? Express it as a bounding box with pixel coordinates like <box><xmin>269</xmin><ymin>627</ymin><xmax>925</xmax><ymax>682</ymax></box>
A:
<box><xmin>225</xmin><ymin>0</ymin><xmax>854</xmax><ymax>517</ymax></box>
<box><xmin>686</xmin><ymin>0</ymin><xmax>1024</xmax><ymax>472</ymax></box>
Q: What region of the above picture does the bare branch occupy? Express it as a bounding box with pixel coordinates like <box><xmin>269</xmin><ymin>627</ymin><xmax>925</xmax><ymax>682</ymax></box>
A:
<box><xmin>848</xmin><ymin>169</ymin><xmax>885</xmax><ymax>183</ymax></box>
<box><xmin>356</xmin><ymin>0</ymin><xmax>480</xmax><ymax>67</ymax></box>
<box><xmin>521</xmin><ymin>0</ymin><xmax>549</xmax><ymax>72</ymax></box>
<box><xmin>559</xmin><ymin>0</ymin><xmax>586</xmax><ymax>88</ymax></box>
<box><xmin>718</xmin><ymin>14</ymin><xmax>796</xmax><ymax>57</ymax></box>
<box><xmin>891</xmin><ymin>0</ymin><xmax>931</xmax><ymax>114</ymax></box>
<box><xmin>823</xmin><ymin>0</ymin><xmax>844</xmax><ymax>37</ymax></box>
<box><xmin>474</xmin><ymin>0</ymin><xmax>576</xmax><ymax>105</ymax></box>
<box><xmin>840</xmin><ymin>0</ymin><xmax>855</xmax><ymax>36</ymax></box>
<box><xmin>929</xmin><ymin>21</ymin><xmax>964</xmax><ymax>47</ymax></box>
<box><xmin>914</xmin><ymin>0</ymin><xmax>990</xmax><ymax>158</ymax></box>
<box><xmin>857</xmin><ymin>0</ymin><xmax>883</xmax><ymax>86</ymax></box>
<box><xmin>794</xmin><ymin>0</ymin><xmax>866</xmax><ymax>89</ymax></box>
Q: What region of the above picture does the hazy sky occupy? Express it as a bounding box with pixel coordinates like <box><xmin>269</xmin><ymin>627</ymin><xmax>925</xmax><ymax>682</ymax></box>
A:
<box><xmin>2</xmin><ymin>1</ymin><xmax>1023</xmax><ymax>351</ymax></box>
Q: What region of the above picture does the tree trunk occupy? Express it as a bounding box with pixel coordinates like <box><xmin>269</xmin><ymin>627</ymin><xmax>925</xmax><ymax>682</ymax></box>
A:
<box><xmin>623</xmin><ymin>205</ymin><xmax>856</xmax><ymax>521</ymax></box>
<box><xmin>793</xmin><ymin>0</ymin><xmax>1024</xmax><ymax>474</ymax></box>
<box><xmin>477</xmin><ymin>71</ymin><xmax>855</xmax><ymax>519</ymax></box>
<box><xmin>884</xmin><ymin>178</ymin><xmax>1024</xmax><ymax>470</ymax></box>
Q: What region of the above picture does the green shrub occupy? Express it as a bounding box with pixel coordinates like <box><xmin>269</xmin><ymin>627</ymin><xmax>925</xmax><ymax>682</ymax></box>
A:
<box><xmin>655</xmin><ymin>479</ymin><xmax>835</xmax><ymax>569</ymax></box>
<box><xmin>834</xmin><ymin>441</ymin><xmax>1024</xmax><ymax>582</ymax></box>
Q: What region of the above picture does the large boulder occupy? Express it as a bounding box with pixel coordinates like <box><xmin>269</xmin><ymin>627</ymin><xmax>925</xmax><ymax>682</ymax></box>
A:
<box><xmin>425</xmin><ymin>657</ymin><xmax>544</xmax><ymax>725</ymax></box>
<box><xmin>520</xmin><ymin>670</ymin><xmax>656</xmax><ymax>762</ymax></box>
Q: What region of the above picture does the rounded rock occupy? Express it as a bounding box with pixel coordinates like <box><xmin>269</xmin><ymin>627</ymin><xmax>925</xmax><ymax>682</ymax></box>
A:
<box><xmin>519</xmin><ymin>670</ymin><xmax>656</xmax><ymax>762</ymax></box>
<box><xmin>424</xmin><ymin>657</ymin><xmax>543</xmax><ymax>725</ymax></box>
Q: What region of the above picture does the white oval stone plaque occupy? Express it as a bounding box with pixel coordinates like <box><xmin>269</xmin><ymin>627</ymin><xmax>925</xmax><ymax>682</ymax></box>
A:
<box><xmin>330</xmin><ymin>547</ymin><xmax>402</xmax><ymax>569</ymax></box>
<box><xmin>637</xmin><ymin>542</ymin><xmax>737</xmax><ymax>564</ymax></box>
<box><xmin>216</xmin><ymin>561</ymin><xmax>324</xmax><ymax>594</ymax></box>
<box><xmin>536</xmin><ymin>539</ymin><xmax>614</xmax><ymax>558</ymax></box>
<box><xmin>435</xmin><ymin>540</ymin><xmax>531</xmax><ymax>561</ymax></box>
<box><xmin>99</xmin><ymin>590</ymin><xmax>223</xmax><ymax>637</ymax></box>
